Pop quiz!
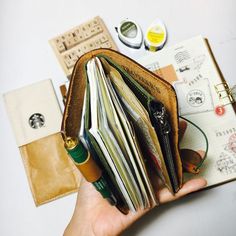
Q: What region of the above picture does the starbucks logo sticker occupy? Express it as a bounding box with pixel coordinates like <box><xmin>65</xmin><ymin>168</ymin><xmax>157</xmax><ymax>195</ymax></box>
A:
<box><xmin>29</xmin><ymin>113</ymin><xmax>45</xmax><ymax>129</ymax></box>
<box><xmin>187</xmin><ymin>89</ymin><xmax>205</xmax><ymax>107</ymax></box>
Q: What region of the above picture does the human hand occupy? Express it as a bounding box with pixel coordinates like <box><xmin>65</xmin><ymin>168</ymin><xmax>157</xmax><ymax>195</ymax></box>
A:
<box><xmin>63</xmin><ymin>121</ymin><xmax>207</xmax><ymax>236</ymax></box>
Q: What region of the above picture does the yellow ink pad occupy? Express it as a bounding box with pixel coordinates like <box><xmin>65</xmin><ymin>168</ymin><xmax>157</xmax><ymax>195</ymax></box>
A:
<box><xmin>144</xmin><ymin>19</ymin><xmax>167</xmax><ymax>51</ymax></box>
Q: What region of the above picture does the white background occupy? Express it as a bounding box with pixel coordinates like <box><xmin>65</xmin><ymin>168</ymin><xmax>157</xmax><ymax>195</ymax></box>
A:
<box><xmin>0</xmin><ymin>0</ymin><xmax>236</xmax><ymax>235</ymax></box>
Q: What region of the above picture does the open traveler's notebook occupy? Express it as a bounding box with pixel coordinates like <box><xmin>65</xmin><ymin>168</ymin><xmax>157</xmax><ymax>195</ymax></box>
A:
<box><xmin>62</xmin><ymin>36</ymin><xmax>235</xmax><ymax>214</ymax></box>
<box><xmin>138</xmin><ymin>35</ymin><xmax>236</xmax><ymax>187</ymax></box>
<box><xmin>62</xmin><ymin>49</ymin><xmax>185</xmax><ymax>213</ymax></box>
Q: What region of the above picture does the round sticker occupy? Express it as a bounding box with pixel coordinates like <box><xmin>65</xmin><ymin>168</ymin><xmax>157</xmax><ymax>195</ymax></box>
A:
<box><xmin>215</xmin><ymin>105</ymin><xmax>225</xmax><ymax>116</ymax></box>
<box><xmin>29</xmin><ymin>113</ymin><xmax>45</xmax><ymax>129</ymax></box>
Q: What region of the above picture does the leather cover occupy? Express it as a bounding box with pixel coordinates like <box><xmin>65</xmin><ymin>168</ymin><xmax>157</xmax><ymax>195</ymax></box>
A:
<box><xmin>62</xmin><ymin>49</ymin><xmax>183</xmax><ymax>190</ymax></box>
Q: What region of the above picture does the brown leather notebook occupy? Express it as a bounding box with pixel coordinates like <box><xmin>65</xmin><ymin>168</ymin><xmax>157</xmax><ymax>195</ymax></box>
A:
<box><xmin>61</xmin><ymin>49</ymin><xmax>204</xmax><ymax>213</ymax></box>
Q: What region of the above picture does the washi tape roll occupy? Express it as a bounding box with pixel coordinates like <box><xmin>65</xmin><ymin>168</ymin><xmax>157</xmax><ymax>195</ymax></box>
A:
<box><xmin>144</xmin><ymin>19</ymin><xmax>167</xmax><ymax>51</ymax></box>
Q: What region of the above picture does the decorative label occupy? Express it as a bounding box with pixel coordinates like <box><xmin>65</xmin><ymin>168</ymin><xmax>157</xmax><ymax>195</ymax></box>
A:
<box><xmin>29</xmin><ymin>113</ymin><xmax>45</xmax><ymax>129</ymax></box>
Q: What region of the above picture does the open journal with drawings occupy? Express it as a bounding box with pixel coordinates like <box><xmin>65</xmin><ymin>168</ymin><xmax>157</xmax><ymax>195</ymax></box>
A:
<box><xmin>138</xmin><ymin>35</ymin><xmax>236</xmax><ymax>187</ymax></box>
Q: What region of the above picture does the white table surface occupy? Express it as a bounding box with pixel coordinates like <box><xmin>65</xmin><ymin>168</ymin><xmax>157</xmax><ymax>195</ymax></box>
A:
<box><xmin>1</xmin><ymin>0</ymin><xmax>236</xmax><ymax>235</ymax></box>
